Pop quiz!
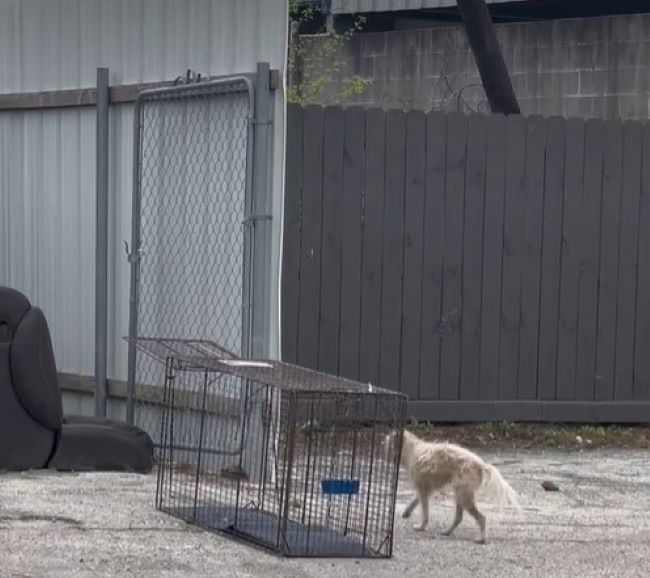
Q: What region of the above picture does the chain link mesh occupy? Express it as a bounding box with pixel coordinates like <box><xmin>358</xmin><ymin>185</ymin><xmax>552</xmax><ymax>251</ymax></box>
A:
<box><xmin>130</xmin><ymin>80</ymin><xmax>252</xmax><ymax>441</ymax></box>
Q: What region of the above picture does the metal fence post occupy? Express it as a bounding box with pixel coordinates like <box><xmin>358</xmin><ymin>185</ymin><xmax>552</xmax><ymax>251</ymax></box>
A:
<box><xmin>250</xmin><ymin>62</ymin><xmax>274</xmax><ymax>359</ymax></box>
<box><xmin>94</xmin><ymin>67</ymin><xmax>109</xmax><ymax>418</ymax></box>
<box><xmin>240</xmin><ymin>63</ymin><xmax>276</xmax><ymax>483</ymax></box>
<box><xmin>126</xmin><ymin>94</ymin><xmax>144</xmax><ymax>425</ymax></box>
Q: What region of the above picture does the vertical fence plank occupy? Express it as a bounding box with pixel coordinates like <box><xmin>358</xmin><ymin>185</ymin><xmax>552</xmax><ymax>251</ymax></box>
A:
<box><xmin>380</xmin><ymin>110</ymin><xmax>406</xmax><ymax>392</ymax></box>
<box><xmin>297</xmin><ymin>105</ymin><xmax>324</xmax><ymax>369</ymax></box>
<box><xmin>575</xmin><ymin>119</ymin><xmax>605</xmax><ymax>401</ymax></box>
<box><xmin>556</xmin><ymin>119</ymin><xmax>585</xmax><ymax>401</ymax></box>
<box><xmin>518</xmin><ymin>116</ymin><xmax>546</xmax><ymax>400</ymax></box>
<box><xmin>318</xmin><ymin>106</ymin><xmax>345</xmax><ymax>374</ymax></box>
<box><xmin>538</xmin><ymin>117</ymin><xmax>566</xmax><ymax>400</ymax></box>
<box><xmin>460</xmin><ymin>114</ymin><xmax>487</xmax><ymax>400</ymax></box>
<box><xmin>338</xmin><ymin>107</ymin><xmax>365</xmax><ymax>380</ymax></box>
<box><xmin>281</xmin><ymin>105</ymin><xmax>303</xmax><ymax>364</ymax></box>
<box><xmin>419</xmin><ymin>111</ymin><xmax>446</xmax><ymax>400</ymax></box>
<box><xmin>634</xmin><ymin>123</ymin><xmax>650</xmax><ymax>401</ymax></box>
<box><xmin>614</xmin><ymin>121</ymin><xmax>643</xmax><ymax>400</ymax></box>
<box><xmin>595</xmin><ymin>120</ymin><xmax>623</xmax><ymax>401</ymax></box>
<box><xmin>479</xmin><ymin>113</ymin><xmax>507</xmax><ymax>400</ymax></box>
<box><xmin>440</xmin><ymin>113</ymin><xmax>467</xmax><ymax>400</ymax></box>
<box><xmin>499</xmin><ymin>114</ymin><xmax>527</xmax><ymax>400</ymax></box>
<box><xmin>359</xmin><ymin>109</ymin><xmax>386</xmax><ymax>387</ymax></box>
<box><xmin>400</xmin><ymin>110</ymin><xmax>426</xmax><ymax>400</ymax></box>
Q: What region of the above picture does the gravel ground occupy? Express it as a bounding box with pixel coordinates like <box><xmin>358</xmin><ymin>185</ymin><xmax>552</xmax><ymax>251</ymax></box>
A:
<box><xmin>1</xmin><ymin>449</ymin><xmax>648</xmax><ymax>577</ymax></box>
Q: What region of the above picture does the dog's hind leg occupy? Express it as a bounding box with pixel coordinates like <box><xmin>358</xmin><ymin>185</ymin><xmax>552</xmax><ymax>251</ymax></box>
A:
<box><xmin>458</xmin><ymin>489</ymin><xmax>486</xmax><ymax>544</ymax></box>
<box><xmin>402</xmin><ymin>495</ymin><xmax>419</xmax><ymax>519</ymax></box>
<box><xmin>413</xmin><ymin>489</ymin><xmax>429</xmax><ymax>532</ymax></box>
<box><xmin>441</xmin><ymin>503</ymin><xmax>463</xmax><ymax>537</ymax></box>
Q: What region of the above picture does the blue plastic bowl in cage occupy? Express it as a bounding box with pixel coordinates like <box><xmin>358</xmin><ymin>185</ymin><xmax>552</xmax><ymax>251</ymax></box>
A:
<box><xmin>320</xmin><ymin>479</ymin><xmax>360</xmax><ymax>496</ymax></box>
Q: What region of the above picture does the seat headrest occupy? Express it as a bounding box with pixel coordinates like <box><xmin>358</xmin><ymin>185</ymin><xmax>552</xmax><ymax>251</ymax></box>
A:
<box><xmin>0</xmin><ymin>286</ymin><xmax>63</xmax><ymax>430</ymax></box>
<box><xmin>0</xmin><ymin>286</ymin><xmax>32</xmax><ymax>344</ymax></box>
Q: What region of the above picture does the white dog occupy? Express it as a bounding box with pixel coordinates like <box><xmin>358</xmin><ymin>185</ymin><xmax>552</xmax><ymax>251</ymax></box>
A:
<box><xmin>393</xmin><ymin>430</ymin><xmax>520</xmax><ymax>544</ymax></box>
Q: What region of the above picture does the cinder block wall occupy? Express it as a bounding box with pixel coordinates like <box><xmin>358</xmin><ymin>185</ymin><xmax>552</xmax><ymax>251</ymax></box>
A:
<box><xmin>302</xmin><ymin>13</ymin><xmax>650</xmax><ymax>119</ymax></box>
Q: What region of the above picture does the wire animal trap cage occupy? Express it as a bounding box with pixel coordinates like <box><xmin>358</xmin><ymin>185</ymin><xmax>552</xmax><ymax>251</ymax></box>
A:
<box><xmin>129</xmin><ymin>337</ymin><xmax>407</xmax><ymax>558</ymax></box>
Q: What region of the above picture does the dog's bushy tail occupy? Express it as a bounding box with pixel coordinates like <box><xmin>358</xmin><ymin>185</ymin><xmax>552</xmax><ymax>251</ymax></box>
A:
<box><xmin>480</xmin><ymin>464</ymin><xmax>521</xmax><ymax>510</ymax></box>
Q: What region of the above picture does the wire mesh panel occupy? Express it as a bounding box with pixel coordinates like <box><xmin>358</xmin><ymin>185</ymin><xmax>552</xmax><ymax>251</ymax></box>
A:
<box><xmin>130</xmin><ymin>338</ymin><xmax>407</xmax><ymax>558</ymax></box>
<box><xmin>127</xmin><ymin>77</ymin><xmax>255</xmax><ymax>438</ymax></box>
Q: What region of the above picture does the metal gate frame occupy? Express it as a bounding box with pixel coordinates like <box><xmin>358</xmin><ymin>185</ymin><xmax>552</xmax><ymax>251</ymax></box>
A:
<box><xmin>125</xmin><ymin>63</ymin><xmax>275</xmax><ymax>424</ymax></box>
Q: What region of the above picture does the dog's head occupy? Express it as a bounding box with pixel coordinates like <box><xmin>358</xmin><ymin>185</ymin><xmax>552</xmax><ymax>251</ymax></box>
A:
<box><xmin>379</xmin><ymin>430</ymin><xmax>396</xmax><ymax>462</ymax></box>
<box><xmin>382</xmin><ymin>431</ymin><xmax>396</xmax><ymax>448</ymax></box>
<box><xmin>381</xmin><ymin>429</ymin><xmax>412</xmax><ymax>465</ymax></box>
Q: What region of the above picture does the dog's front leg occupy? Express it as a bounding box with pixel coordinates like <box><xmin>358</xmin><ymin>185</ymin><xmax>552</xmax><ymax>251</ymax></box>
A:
<box><xmin>413</xmin><ymin>491</ymin><xmax>429</xmax><ymax>531</ymax></box>
<box><xmin>441</xmin><ymin>504</ymin><xmax>463</xmax><ymax>537</ymax></box>
<box><xmin>402</xmin><ymin>496</ymin><xmax>419</xmax><ymax>519</ymax></box>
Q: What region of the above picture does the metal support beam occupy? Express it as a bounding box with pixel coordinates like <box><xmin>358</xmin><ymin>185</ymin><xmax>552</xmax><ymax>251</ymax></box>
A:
<box><xmin>0</xmin><ymin>82</ymin><xmax>171</xmax><ymax>111</ymax></box>
<box><xmin>456</xmin><ymin>0</ymin><xmax>520</xmax><ymax>115</ymax></box>
<box><xmin>288</xmin><ymin>20</ymin><xmax>302</xmax><ymax>90</ymax></box>
<box><xmin>94</xmin><ymin>67</ymin><xmax>110</xmax><ymax>418</ymax></box>
<box><xmin>0</xmin><ymin>72</ymin><xmax>281</xmax><ymax>111</ymax></box>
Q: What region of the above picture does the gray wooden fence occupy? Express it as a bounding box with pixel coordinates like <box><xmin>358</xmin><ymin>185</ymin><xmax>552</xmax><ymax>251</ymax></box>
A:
<box><xmin>282</xmin><ymin>104</ymin><xmax>650</xmax><ymax>423</ymax></box>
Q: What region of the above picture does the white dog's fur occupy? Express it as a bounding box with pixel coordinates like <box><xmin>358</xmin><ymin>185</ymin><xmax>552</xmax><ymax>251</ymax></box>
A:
<box><xmin>395</xmin><ymin>430</ymin><xmax>519</xmax><ymax>544</ymax></box>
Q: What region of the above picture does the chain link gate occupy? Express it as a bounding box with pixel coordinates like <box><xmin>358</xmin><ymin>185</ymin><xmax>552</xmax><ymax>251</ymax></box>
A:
<box><xmin>125</xmin><ymin>69</ymin><xmax>274</xmax><ymax>455</ymax></box>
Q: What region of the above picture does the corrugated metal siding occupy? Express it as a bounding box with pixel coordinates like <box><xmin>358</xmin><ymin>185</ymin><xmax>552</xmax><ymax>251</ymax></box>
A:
<box><xmin>0</xmin><ymin>0</ymin><xmax>288</xmax><ymax>91</ymax></box>
<box><xmin>62</xmin><ymin>390</ymin><xmax>126</xmax><ymax>421</ymax></box>
<box><xmin>331</xmin><ymin>0</ymin><xmax>519</xmax><ymax>14</ymax></box>
<box><xmin>0</xmin><ymin>0</ymin><xmax>287</xmax><ymax>383</ymax></box>
<box><xmin>0</xmin><ymin>108</ymin><xmax>96</xmax><ymax>376</ymax></box>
